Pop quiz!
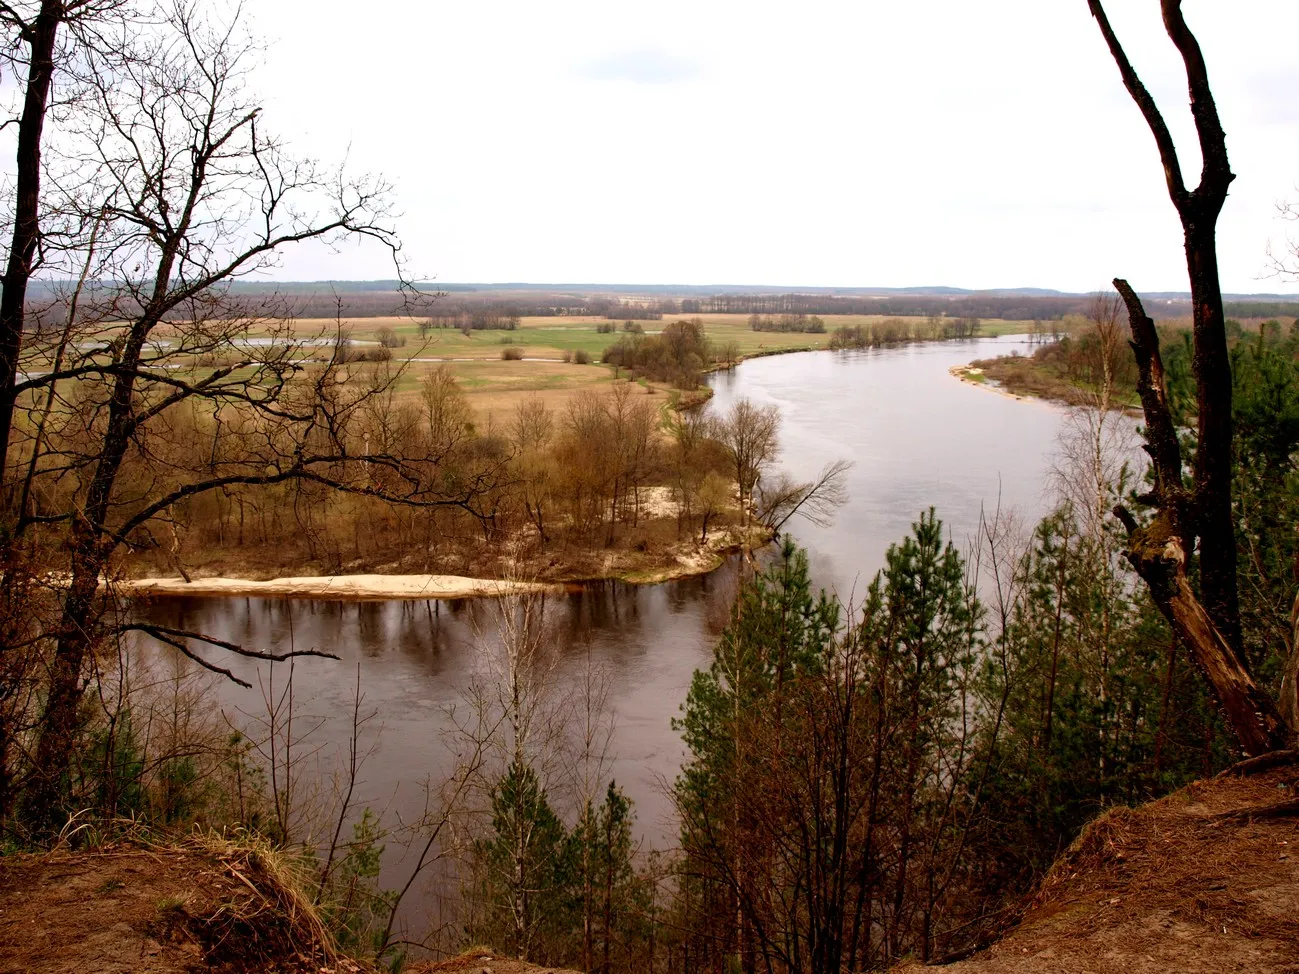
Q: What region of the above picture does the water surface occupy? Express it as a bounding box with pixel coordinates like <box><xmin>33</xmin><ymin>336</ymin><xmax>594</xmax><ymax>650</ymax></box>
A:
<box><xmin>138</xmin><ymin>334</ymin><xmax>1073</xmax><ymax>924</ymax></box>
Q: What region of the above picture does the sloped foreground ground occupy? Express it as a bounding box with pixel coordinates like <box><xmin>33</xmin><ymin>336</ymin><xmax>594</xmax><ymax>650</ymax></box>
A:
<box><xmin>0</xmin><ymin>837</ymin><xmax>360</xmax><ymax>974</ymax></box>
<box><xmin>916</xmin><ymin>759</ymin><xmax>1299</xmax><ymax>973</ymax></box>
<box><xmin>0</xmin><ymin>836</ymin><xmax>576</xmax><ymax>974</ymax></box>
<box><xmin>406</xmin><ymin>949</ymin><xmax>578</xmax><ymax>974</ymax></box>
<box><xmin>9</xmin><ymin>761</ymin><xmax>1298</xmax><ymax>974</ymax></box>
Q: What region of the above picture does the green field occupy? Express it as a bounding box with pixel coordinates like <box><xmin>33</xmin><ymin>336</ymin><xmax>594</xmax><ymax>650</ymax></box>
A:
<box><xmin>26</xmin><ymin>313</ymin><xmax>1032</xmax><ymax>429</ymax></box>
<box><xmin>318</xmin><ymin>312</ymin><xmax>1030</xmax><ymax>362</ymax></box>
<box><xmin>286</xmin><ymin>313</ymin><xmax>1033</xmax><ymax>423</ymax></box>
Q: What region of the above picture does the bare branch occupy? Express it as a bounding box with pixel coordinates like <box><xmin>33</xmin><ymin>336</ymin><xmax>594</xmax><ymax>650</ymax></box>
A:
<box><xmin>1087</xmin><ymin>0</ymin><xmax>1188</xmax><ymax>205</ymax></box>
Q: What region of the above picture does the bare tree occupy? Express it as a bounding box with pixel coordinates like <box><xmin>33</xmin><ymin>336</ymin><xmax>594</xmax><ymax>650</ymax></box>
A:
<box><xmin>1266</xmin><ymin>200</ymin><xmax>1299</xmax><ymax>282</ymax></box>
<box><xmin>0</xmin><ymin>0</ymin><xmax>128</xmax><ymax>482</ymax></box>
<box><xmin>460</xmin><ymin>585</ymin><xmax>569</xmax><ymax>961</ymax></box>
<box><xmin>715</xmin><ymin>397</ymin><xmax>780</xmax><ymax>529</ymax></box>
<box><xmin>12</xmin><ymin>2</ymin><xmax>489</xmax><ymax>824</ymax></box>
<box><xmin>510</xmin><ymin>395</ymin><xmax>556</xmax><ymax>544</ymax></box>
<box><xmin>755</xmin><ymin>459</ymin><xmax>851</xmax><ymax>536</ymax></box>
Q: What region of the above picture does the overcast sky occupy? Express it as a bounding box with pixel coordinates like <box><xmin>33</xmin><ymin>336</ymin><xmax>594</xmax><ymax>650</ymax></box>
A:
<box><xmin>249</xmin><ymin>1</ymin><xmax>1299</xmax><ymax>293</ymax></box>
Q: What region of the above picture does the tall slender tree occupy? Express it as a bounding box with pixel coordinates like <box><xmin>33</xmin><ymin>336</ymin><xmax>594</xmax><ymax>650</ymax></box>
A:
<box><xmin>0</xmin><ymin>0</ymin><xmax>119</xmax><ymax>486</ymax></box>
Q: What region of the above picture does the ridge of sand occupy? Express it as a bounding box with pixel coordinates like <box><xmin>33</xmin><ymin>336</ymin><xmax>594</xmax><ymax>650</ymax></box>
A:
<box><xmin>119</xmin><ymin>573</ymin><xmax>561</xmax><ymax>601</ymax></box>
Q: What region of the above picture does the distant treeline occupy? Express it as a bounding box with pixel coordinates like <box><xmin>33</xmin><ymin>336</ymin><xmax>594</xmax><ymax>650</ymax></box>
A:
<box><xmin>688</xmin><ymin>292</ymin><xmax>1104</xmax><ymax>320</ymax></box>
<box><xmin>22</xmin><ymin>281</ymin><xmax>1299</xmax><ymax>324</ymax></box>
<box><xmin>1223</xmin><ymin>301</ymin><xmax>1299</xmax><ymax>318</ymax></box>
<box><xmin>829</xmin><ymin>316</ymin><xmax>982</xmax><ymax>348</ymax></box>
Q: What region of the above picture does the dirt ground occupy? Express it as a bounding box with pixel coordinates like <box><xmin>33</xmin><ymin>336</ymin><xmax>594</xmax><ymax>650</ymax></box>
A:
<box><xmin>900</xmin><ymin>759</ymin><xmax>1299</xmax><ymax>973</ymax></box>
<box><xmin>8</xmin><ymin>764</ymin><xmax>1299</xmax><ymax>972</ymax></box>
<box><xmin>0</xmin><ymin>839</ymin><xmax>353</xmax><ymax>974</ymax></box>
<box><xmin>405</xmin><ymin>949</ymin><xmax>578</xmax><ymax>974</ymax></box>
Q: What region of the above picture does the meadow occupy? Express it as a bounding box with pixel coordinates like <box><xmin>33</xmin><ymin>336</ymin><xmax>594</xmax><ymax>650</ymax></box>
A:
<box><xmin>267</xmin><ymin>312</ymin><xmax>1031</xmax><ymax>426</ymax></box>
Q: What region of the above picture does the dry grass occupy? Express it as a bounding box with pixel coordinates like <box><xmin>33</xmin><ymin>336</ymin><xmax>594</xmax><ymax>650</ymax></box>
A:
<box><xmin>0</xmin><ymin>831</ymin><xmax>362</xmax><ymax>974</ymax></box>
<box><xmin>279</xmin><ymin>312</ymin><xmax>1029</xmax><ymax>423</ymax></box>
<box><xmin>35</xmin><ymin>312</ymin><xmax>1035</xmax><ymax>428</ymax></box>
<box><xmin>966</xmin><ymin>353</ymin><xmax>1141</xmax><ymax>412</ymax></box>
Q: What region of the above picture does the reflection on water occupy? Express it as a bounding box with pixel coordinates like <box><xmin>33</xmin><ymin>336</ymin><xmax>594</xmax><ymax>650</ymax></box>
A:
<box><xmin>136</xmin><ymin>564</ymin><xmax>740</xmax><ymax>900</ymax></box>
<box><xmin>136</xmin><ymin>334</ymin><xmax>1078</xmax><ymax>927</ymax></box>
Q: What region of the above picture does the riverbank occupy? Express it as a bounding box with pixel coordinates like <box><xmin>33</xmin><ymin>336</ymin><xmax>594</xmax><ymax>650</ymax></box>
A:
<box><xmin>124</xmin><ymin>334</ymin><xmax>1021</xmax><ymax>604</ymax></box>
<box><xmin>119</xmin><ymin>572</ymin><xmax>562</xmax><ymax>601</ymax></box>
<box><xmin>121</xmin><ymin>521</ymin><xmax>762</xmax><ymax>601</ymax></box>
<box><xmin>950</xmin><ymin>357</ymin><xmax>1142</xmax><ymax>414</ymax></box>
<box><xmin>947</xmin><ymin>363</ymin><xmax>1037</xmax><ymax>404</ymax></box>
<box><xmin>951</xmin><ymin>337</ymin><xmax>1146</xmax><ymax>413</ymax></box>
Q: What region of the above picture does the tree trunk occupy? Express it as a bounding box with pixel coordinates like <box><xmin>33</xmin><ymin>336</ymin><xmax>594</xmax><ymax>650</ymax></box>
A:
<box><xmin>1112</xmin><ymin>279</ymin><xmax>1288</xmax><ymax>756</ymax></box>
<box><xmin>1117</xmin><ymin>509</ymin><xmax>1288</xmax><ymax>756</ymax></box>
<box><xmin>0</xmin><ymin>1</ymin><xmax>64</xmax><ymax>485</ymax></box>
<box><xmin>23</xmin><ymin>532</ymin><xmax>101</xmax><ymax>827</ymax></box>
<box><xmin>1278</xmin><ymin>590</ymin><xmax>1299</xmax><ymax>732</ymax></box>
<box><xmin>1185</xmin><ymin>224</ymin><xmax>1241</xmax><ymax>651</ymax></box>
<box><xmin>26</xmin><ymin>304</ymin><xmax>157</xmax><ymax>826</ymax></box>
<box><xmin>1087</xmin><ymin>0</ymin><xmax>1291</xmax><ymax>743</ymax></box>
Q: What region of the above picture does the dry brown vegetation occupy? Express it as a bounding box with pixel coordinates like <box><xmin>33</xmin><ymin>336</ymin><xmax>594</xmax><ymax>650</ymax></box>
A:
<box><xmin>0</xmin><ymin>835</ymin><xmax>362</xmax><ymax>974</ymax></box>
<box><xmin>900</xmin><ymin>761</ymin><xmax>1299</xmax><ymax>973</ymax></box>
<box><xmin>97</xmin><ymin>374</ymin><xmax>757</xmax><ymax>585</ymax></box>
<box><xmin>407</xmin><ymin>950</ymin><xmax>579</xmax><ymax>974</ymax></box>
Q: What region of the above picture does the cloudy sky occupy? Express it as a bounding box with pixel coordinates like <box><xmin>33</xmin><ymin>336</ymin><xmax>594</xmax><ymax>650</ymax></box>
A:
<box><xmin>250</xmin><ymin>1</ymin><xmax>1299</xmax><ymax>293</ymax></box>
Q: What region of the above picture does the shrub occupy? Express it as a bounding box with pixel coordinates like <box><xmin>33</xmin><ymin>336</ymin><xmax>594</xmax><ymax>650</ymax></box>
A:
<box><xmin>601</xmin><ymin>317</ymin><xmax>712</xmax><ymax>388</ymax></box>
<box><xmin>749</xmin><ymin>313</ymin><xmax>825</xmax><ymax>334</ymax></box>
<box><xmin>501</xmin><ymin>346</ymin><xmax>524</xmax><ymax>361</ymax></box>
<box><xmin>829</xmin><ymin>325</ymin><xmax>871</xmax><ymax>350</ymax></box>
<box><xmin>333</xmin><ymin>345</ymin><xmax>392</xmax><ymax>363</ymax></box>
<box><xmin>572</xmin><ymin>349</ymin><xmax>590</xmax><ymax>365</ymax></box>
<box><xmin>595</xmin><ymin>322</ymin><xmax>616</xmax><ymax>334</ymax></box>
<box><xmin>375</xmin><ymin>326</ymin><xmax>405</xmax><ymax>348</ymax></box>
<box><xmin>561</xmin><ymin>349</ymin><xmax>574</xmax><ymax>363</ymax></box>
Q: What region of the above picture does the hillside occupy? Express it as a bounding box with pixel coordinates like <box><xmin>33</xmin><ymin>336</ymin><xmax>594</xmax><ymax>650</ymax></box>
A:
<box><xmin>0</xmin><ymin>836</ymin><xmax>355</xmax><ymax>974</ymax></box>
<box><xmin>5</xmin><ymin>763</ymin><xmax>1299</xmax><ymax>973</ymax></box>
<box><xmin>0</xmin><ymin>836</ymin><xmax>580</xmax><ymax>974</ymax></box>
<box><xmin>903</xmin><ymin>758</ymin><xmax>1299</xmax><ymax>973</ymax></box>
<box><xmin>406</xmin><ymin>951</ymin><xmax>578</xmax><ymax>974</ymax></box>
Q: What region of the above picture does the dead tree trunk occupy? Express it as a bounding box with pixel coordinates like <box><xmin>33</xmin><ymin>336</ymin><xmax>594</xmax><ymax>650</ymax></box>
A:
<box><xmin>1089</xmin><ymin>0</ymin><xmax>1289</xmax><ymax>753</ymax></box>
<box><xmin>1111</xmin><ymin>282</ymin><xmax>1288</xmax><ymax>756</ymax></box>
<box><xmin>1088</xmin><ymin>0</ymin><xmax>1240</xmax><ymax>647</ymax></box>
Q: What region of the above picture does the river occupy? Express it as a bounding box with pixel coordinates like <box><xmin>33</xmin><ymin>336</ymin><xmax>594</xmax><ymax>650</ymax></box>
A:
<box><xmin>136</xmin><ymin>334</ymin><xmax>1077</xmax><ymax>929</ymax></box>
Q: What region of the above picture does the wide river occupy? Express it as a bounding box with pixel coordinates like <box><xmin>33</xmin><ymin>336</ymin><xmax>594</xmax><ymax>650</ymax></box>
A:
<box><xmin>138</xmin><ymin>335</ymin><xmax>1076</xmax><ymax>924</ymax></box>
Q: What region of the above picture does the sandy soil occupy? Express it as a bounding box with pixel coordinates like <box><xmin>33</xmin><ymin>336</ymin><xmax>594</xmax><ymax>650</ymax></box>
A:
<box><xmin>897</xmin><ymin>759</ymin><xmax>1299</xmax><ymax>973</ymax></box>
<box><xmin>0</xmin><ymin>837</ymin><xmax>573</xmax><ymax>974</ymax></box>
<box><xmin>122</xmin><ymin>512</ymin><xmax>757</xmax><ymax>600</ymax></box>
<box><xmin>0</xmin><ymin>839</ymin><xmax>354</xmax><ymax>974</ymax></box>
<box><xmin>407</xmin><ymin>950</ymin><xmax>578</xmax><ymax>974</ymax></box>
<box><xmin>949</xmin><ymin>364</ymin><xmax>1031</xmax><ymax>403</ymax></box>
<box><xmin>118</xmin><ymin>573</ymin><xmax>562</xmax><ymax>602</ymax></box>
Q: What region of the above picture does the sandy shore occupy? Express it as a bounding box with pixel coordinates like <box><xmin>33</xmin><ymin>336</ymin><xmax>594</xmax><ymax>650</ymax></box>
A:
<box><xmin>119</xmin><ymin>573</ymin><xmax>563</xmax><ymax>602</ymax></box>
<box><xmin>115</xmin><ymin>521</ymin><xmax>760</xmax><ymax>602</ymax></box>
<box><xmin>948</xmin><ymin>364</ymin><xmax>1029</xmax><ymax>403</ymax></box>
